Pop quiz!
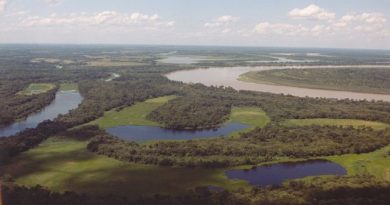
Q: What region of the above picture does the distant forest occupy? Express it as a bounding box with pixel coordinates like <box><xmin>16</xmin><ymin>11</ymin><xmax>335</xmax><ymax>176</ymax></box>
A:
<box><xmin>241</xmin><ymin>68</ymin><xmax>390</xmax><ymax>94</ymax></box>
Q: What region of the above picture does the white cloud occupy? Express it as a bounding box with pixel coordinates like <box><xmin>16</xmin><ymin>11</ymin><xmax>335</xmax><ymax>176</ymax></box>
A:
<box><xmin>253</xmin><ymin>22</ymin><xmax>331</xmax><ymax>37</ymax></box>
<box><xmin>44</xmin><ymin>0</ymin><xmax>62</xmax><ymax>5</ymax></box>
<box><xmin>254</xmin><ymin>10</ymin><xmax>389</xmax><ymax>42</ymax></box>
<box><xmin>335</xmin><ymin>13</ymin><xmax>386</xmax><ymax>28</ymax></box>
<box><xmin>21</xmin><ymin>11</ymin><xmax>175</xmax><ymax>29</ymax></box>
<box><xmin>0</xmin><ymin>0</ymin><xmax>7</xmax><ymax>12</ymax></box>
<box><xmin>289</xmin><ymin>4</ymin><xmax>335</xmax><ymax>21</ymax></box>
<box><xmin>204</xmin><ymin>15</ymin><xmax>239</xmax><ymax>28</ymax></box>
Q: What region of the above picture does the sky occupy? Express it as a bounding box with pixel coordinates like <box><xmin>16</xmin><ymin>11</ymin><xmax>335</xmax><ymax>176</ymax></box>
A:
<box><xmin>0</xmin><ymin>0</ymin><xmax>390</xmax><ymax>49</ymax></box>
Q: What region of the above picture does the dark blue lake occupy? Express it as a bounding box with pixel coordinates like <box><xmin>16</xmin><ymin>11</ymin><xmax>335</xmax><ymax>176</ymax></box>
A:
<box><xmin>105</xmin><ymin>122</ymin><xmax>250</xmax><ymax>142</ymax></box>
<box><xmin>0</xmin><ymin>91</ymin><xmax>83</xmax><ymax>137</ymax></box>
<box><xmin>225</xmin><ymin>160</ymin><xmax>346</xmax><ymax>186</ymax></box>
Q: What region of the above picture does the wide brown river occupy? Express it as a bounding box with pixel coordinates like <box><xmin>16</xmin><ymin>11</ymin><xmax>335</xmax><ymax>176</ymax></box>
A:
<box><xmin>166</xmin><ymin>65</ymin><xmax>390</xmax><ymax>101</ymax></box>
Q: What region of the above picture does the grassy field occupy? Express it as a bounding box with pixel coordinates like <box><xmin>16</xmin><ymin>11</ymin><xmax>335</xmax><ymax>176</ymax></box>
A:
<box><xmin>229</xmin><ymin>107</ymin><xmax>270</xmax><ymax>127</ymax></box>
<box><xmin>327</xmin><ymin>145</ymin><xmax>390</xmax><ymax>181</ymax></box>
<box><xmin>283</xmin><ymin>118</ymin><xmax>390</xmax><ymax>130</ymax></box>
<box><xmin>0</xmin><ymin>137</ymin><xmax>248</xmax><ymax>197</ymax></box>
<box><xmin>228</xmin><ymin>107</ymin><xmax>270</xmax><ymax>137</ymax></box>
<box><xmin>87</xmin><ymin>96</ymin><xmax>176</xmax><ymax>128</ymax></box>
<box><xmin>59</xmin><ymin>83</ymin><xmax>79</xmax><ymax>91</ymax></box>
<box><xmin>18</xmin><ymin>83</ymin><xmax>55</xmax><ymax>95</ymax></box>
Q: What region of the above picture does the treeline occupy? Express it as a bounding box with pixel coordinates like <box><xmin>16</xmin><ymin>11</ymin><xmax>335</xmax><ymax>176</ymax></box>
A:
<box><xmin>148</xmin><ymin>82</ymin><xmax>390</xmax><ymax>129</ymax></box>
<box><xmin>3</xmin><ymin>175</ymin><xmax>390</xmax><ymax>205</ymax></box>
<box><xmin>0</xmin><ymin>83</ymin><xmax>58</xmax><ymax>127</ymax></box>
<box><xmin>87</xmin><ymin>125</ymin><xmax>390</xmax><ymax>168</ymax></box>
<box><xmin>0</xmin><ymin>120</ymin><xmax>69</xmax><ymax>163</ymax></box>
<box><xmin>148</xmin><ymin>97</ymin><xmax>232</xmax><ymax>129</ymax></box>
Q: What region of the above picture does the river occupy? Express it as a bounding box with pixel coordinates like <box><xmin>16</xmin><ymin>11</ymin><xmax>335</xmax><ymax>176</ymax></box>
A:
<box><xmin>0</xmin><ymin>91</ymin><xmax>83</xmax><ymax>137</ymax></box>
<box><xmin>166</xmin><ymin>65</ymin><xmax>390</xmax><ymax>101</ymax></box>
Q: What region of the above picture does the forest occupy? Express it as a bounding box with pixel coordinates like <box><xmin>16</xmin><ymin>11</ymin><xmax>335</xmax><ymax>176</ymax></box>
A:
<box><xmin>87</xmin><ymin>125</ymin><xmax>390</xmax><ymax>167</ymax></box>
<box><xmin>2</xmin><ymin>175</ymin><xmax>390</xmax><ymax>205</ymax></box>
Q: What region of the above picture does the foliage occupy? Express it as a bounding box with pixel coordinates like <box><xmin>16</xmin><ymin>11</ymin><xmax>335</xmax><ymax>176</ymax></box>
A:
<box><xmin>88</xmin><ymin>125</ymin><xmax>390</xmax><ymax>167</ymax></box>
<box><xmin>3</xmin><ymin>175</ymin><xmax>390</xmax><ymax>205</ymax></box>
<box><xmin>284</xmin><ymin>118</ymin><xmax>390</xmax><ymax>131</ymax></box>
<box><xmin>148</xmin><ymin>96</ymin><xmax>232</xmax><ymax>129</ymax></box>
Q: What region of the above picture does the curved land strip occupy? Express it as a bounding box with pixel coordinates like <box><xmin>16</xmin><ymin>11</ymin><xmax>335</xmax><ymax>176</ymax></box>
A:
<box><xmin>239</xmin><ymin>68</ymin><xmax>390</xmax><ymax>94</ymax></box>
<box><xmin>284</xmin><ymin>119</ymin><xmax>390</xmax><ymax>131</ymax></box>
<box><xmin>87</xmin><ymin>96</ymin><xmax>270</xmax><ymax>133</ymax></box>
<box><xmin>17</xmin><ymin>83</ymin><xmax>56</xmax><ymax>95</ymax></box>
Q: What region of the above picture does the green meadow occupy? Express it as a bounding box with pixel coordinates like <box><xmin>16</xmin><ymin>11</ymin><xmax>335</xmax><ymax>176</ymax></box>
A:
<box><xmin>0</xmin><ymin>137</ymin><xmax>248</xmax><ymax>197</ymax></box>
<box><xmin>87</xmin><ymin>95</ymin><xmax>176</xmax><ymax>128</ymax></box>
<box><xmin>59</xmin><ymin>83</ymin><xmax>79</xmax><ymax>91</ymax></box>
<box><xmin>327</xmin><ymin>145</ymin><xmax>390</xmax><ymax>181</ymax></box>
<box><xmin>18</xmin><ymin>83</ymin><xmax>56</xmax><ymax>95</ymax></box>
<box><xmin>228</xmin><ymin>107</ymin><xmax>270</xmax><ymax>137</ymax></box>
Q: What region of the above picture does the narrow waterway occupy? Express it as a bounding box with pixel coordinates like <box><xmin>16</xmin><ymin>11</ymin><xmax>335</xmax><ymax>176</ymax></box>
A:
<box><xmin>0</xmin><ymin>91</ymin><xmax>83</xmax><ymax>137</ymax></box>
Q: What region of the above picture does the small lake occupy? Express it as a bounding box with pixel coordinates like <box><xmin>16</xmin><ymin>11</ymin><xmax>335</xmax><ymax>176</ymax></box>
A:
<box><xmin>0</xmin><ymin>91</ymin><xmax>83</xmax><ymax>137</ymax></box>
<box><xmin>225</xmin><ymin>160</ymin><xmax>346</xmax><ymax>186</ymax></box>
<box><xmin>166</xmin><ymin>65</ymin><xmax>390</xmax><ymax>101</ymax></box>
<box><xmin>105</xmin><ymin>122</ymin><xmax>250</xmax><ymax>142</ymax></box>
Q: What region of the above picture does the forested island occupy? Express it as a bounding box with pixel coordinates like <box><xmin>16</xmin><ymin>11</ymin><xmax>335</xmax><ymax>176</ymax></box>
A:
<box><xmin>240</xmin><ymin>68</ymin><xmax>390</xmax><ymax>94</ymax></box>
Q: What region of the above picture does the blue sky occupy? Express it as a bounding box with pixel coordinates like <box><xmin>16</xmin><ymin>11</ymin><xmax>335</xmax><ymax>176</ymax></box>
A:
<box><xmin>0</xmin><ymin>0</ymin><xmax>389</xmax><ymax>49</ymax></box>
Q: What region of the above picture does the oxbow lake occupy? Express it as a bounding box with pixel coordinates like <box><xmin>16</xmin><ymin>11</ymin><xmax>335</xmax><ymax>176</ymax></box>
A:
<box><xmin>166</xmin><ymin>65</ymin><xmax>390</xmax><ymax>101</ymax></box>
<box><xmin>105</xmin><ymin>122</ymin><xmax>250</xmax><ymax>142</ymax></box>
<box><xmin>225</xmin><ymin>160</ymin><xmax>346</xmax><ymax>186</ymax></box>
<box><xmin>0</xmin><ymin>91</ymin><xmax>83</xmax><ymax>137</ymax></box>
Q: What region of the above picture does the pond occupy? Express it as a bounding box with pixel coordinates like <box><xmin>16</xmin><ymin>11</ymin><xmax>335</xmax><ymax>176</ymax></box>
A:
<box><xmin>105</xmin><ymin>122</ymin><xmax>250</xmax><ymax>142</ymax></box>
<box><xmin>225</xmin><ymin>160</ymin><xmax>346</xmax><ymax>186</ymax></box>
<box><xmin>0</xmin><ymin>91</ymin><xmax>83</xmax><ymax>137</ymax></box>
<box><xmin>166</xmin><ymin>65</ymin><xmax>390</xmax><ymax>101</ymax></box>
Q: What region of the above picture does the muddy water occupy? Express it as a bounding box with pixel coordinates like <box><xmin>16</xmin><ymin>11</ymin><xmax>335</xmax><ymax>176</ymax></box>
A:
<box><xmin>166</xmin><ymin>65</ymin><xmax>390</xmax><ymax>101</ymax></box>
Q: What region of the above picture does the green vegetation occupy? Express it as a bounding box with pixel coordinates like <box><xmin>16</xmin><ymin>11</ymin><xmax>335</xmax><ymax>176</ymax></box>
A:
<box><xmin>327</xmin><ymin>145</ymin><xmax>390</xmax><ymax>181</ymax></box>
<box><xmin>240</xmin><ymin>68</ymin><xmax>390</xmax><ymax>94</ymax></box>
<box><xmin>87</xmin><ymin>96</ymin><xmax>176</xmax><ymax>128</ymax></box>
<box><xmin>229</xmin><ymin>107</ymin><xmax>270</xmax><ymax>127</ymax></box>
<box><xmin>284</xmin><ymin>118</ymin><xmax>390</xmax><ymax>130</ymax></box>
<box><xmin>2</xmin><ymin>46</ymin><xmax>390</xmax><ymax>204</ymax></box>
<box><xmin>59</xmin><ymin>83</ymin><xmax>79</xmax><ymax>91</ymax></box>
<box><xmin>18</xmin><ymin>83</ymin><xmax>56</xmax><ymax>95</ymax></box>
<box><xmin>148</xmin><ymin>96</ymin><xmax>232</xmax><ymax>130</ymax></box>
<box><xmin>4</xmin><ymin>175</ymin><xmax>390</xmax><ymax>205</ymax></box>
<box><xmin>228</xmin><ymin>107</ymin><xmax>270</xmax><ymax>136</ymax></box>
<box><xmin>89</xmin><ymin>125</ymin><xmax>390</xmax><ymax>167</ymax></box>
<box><xmin>0</xmin><ymin>137</ymin><xmax>247</xmax><ymax>197</ymax></box>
